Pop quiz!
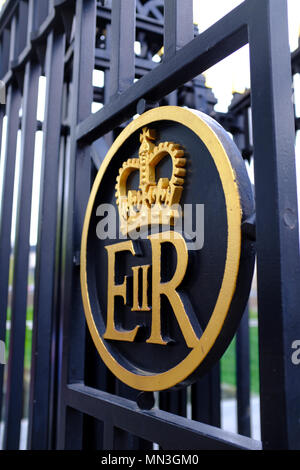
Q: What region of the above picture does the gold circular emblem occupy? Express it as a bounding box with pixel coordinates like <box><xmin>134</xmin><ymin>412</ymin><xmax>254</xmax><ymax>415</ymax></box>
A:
<box><xmin>81</xmin><ymin>106</ymin><xmax>253</xmax><ymax>391</ymax></box>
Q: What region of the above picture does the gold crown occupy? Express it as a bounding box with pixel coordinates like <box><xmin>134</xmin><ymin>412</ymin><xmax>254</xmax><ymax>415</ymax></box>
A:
<box><xmin>116</xmin><ymin>127</ymin><xmax>186</xmax><ymax>235</ymax></box>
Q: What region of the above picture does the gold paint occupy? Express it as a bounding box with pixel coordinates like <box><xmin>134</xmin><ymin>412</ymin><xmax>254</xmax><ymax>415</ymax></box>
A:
<box><xmin>103</xmin><ymin>241</ymin><xmax>140</xmax><ymax>342</ymax></box>
<box><xmin>106</xmin><ymin>232</ymin><xmax>197</xmax><ymax>347</ymax></box>
<box><xmin>157</xmin><ymin>46</ymin><xmax>164</xmax><ymax>57</ymax></box>
<box><xmin>131</xmin><ymin>264</ymin><xmax>151</xmax><ymax>312</ymax></box>
<box><xmin>131</xmin><ymin>266</ymin><xmax>141</xmax><ymax>312</ymax></box>
<box><xmin>81</xmin><ymin>106</ymin><xmax>242</xmax><ymax>391</ymax></box>
<box><xmin>147</xmin><ymin>231</ymin><xmax>198</xmax><ymax>348</ymax></box>
<box><xmin>115</xmin><ymin>127</ymin><xmax>186</xmax><ymax>235</ymax></box>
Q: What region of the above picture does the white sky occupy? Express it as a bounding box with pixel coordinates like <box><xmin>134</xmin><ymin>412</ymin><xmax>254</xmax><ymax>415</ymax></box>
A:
<box><xmin>194</xmin><ymin>0</ymin><xmax>300</xmax><ymax>111</ymax></box>
<box><xmin>1</xmin><ymin>0</ymin><xmax>300</xmax><ymax>245</ymax></box>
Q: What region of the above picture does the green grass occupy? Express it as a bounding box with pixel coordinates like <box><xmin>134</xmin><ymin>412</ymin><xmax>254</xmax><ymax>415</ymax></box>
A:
<box><xmin>221</xmin><ymin>325</ymin><xmax>260</xmax><ymax>395</ymax></box>
<box><xmin>249</xmin><ymin>308</ymin><xmax>258</xmax><ymax>319</ymax></box>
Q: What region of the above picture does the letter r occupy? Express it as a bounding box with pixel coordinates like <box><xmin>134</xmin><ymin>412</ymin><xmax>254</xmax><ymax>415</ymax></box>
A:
<box><xmin>147</xmin><ymin>231</ymin><xmax>199</xmax><ymax>348</ymax></box>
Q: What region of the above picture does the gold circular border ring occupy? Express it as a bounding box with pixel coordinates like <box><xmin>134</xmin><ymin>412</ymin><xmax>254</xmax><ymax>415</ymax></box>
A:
<box><xmin>80</xmin><ymin>106</ymin><xmax>241</xmax><ymax>391</ymax></box>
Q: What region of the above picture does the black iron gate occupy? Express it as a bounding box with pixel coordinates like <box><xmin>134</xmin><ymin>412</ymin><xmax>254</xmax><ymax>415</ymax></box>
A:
<box><xmin>0</xmin><ymin>0</ymin><xmax>299</xmax><ymax>451</ymax></box>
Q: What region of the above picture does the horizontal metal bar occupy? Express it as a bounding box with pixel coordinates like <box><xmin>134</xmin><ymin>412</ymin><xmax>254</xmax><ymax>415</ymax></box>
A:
<box><xmin>97</xmin><ymin>4</ymin><xmax>164</xmax><ymax>35</ymax></box>
<box><xmin>66</xmin><ymin>384</ymin><xmax>262</xmax><ymax>450</ymax></box>
<box><xmin>76</xmin><ymin>0</ymin><xmax>250</xmax><ymax>143</ymax></box>
<box><xmin>94</xmin><ymin>48</ymin><xmax>157</xmax><ymax>75</ymax></box>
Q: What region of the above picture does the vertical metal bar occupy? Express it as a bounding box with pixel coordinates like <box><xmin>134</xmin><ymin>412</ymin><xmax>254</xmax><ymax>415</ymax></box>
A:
<box><xmin>0</xmin><ymin>19</ymin><xmax>20</xmax><ymax>425</ymax></box>
<box><xmin>64</xmin><ymin>407</ymin><xmax>83</xmax><ymax>450</ymax></box>
<box><xmin>243</xmin><ymin>108</ymin><xmax>252</xmax><ymax>158</ymax></box>
<box><xmin>113</xmin><ymin>426</ymin><xmax>132</xmax><ymax>450</ymax></box>
<box><xmin>0</xmin><ymin>107</ymin><xmax>4</xmax><ymax>155</ymax></box>
<box><xmin>33</xmin><ymin>0</ymin><xmax>50</xmax><ymax>31</ymax></box>
<box><xmin>249</xmin><ymin>0</ymin><xmax>300</xmax><ymax>449</ymax></box>
<box><xmin>108</xmin><ymin>0</ymin><xmax>150</xmax><ymax>413</ymax></box>
<box><xmin>9</xmin><ymin>15</ymin><xmax>18</xmax><ymax>64</ymax></box>
<box><xmin>48</xmin><ymin>134</ymin><xmax>67</xmax><ymax>450</ymax></box>
<box><xmin>82</xmin><ymin>23</ymin><xmax>115</xmax><ymax>450</ymax></box>
<box><xmin>0</xmin><ymin>84</ymin><xmax>21</xmax><ymax>424</ymax></box>
<box><xmin>103</xmin><ymin>24</ymin><xmax>114</xmax><ymax>148</ymax></box>
<box><xmin>57</xmin><ymin>0</ymin><xmax>96</xmax><ymax>449</ymax></box>
<box><xmin>0</xmin><ymin>29</ymin><xmax>11</xmax><ymax>78</ymax></box>
<box><xmin>1</xmin><ymin>15</ymin><xmax>17</xmax><ymax>79</ymax></box>
<box><xmin>236</xmin><ymin>306</ymin><xmax>251</xmax><ymax>437</ymax></box>
<box><xmin>160</xmin><ymin>390</ymin><xmax>187</xmax><ymax>418</ymax></box>
<box><xmin>17</xmin><ymin>1</ymin><xmax>29</xmax><ymax>56</ymax></box>
<box><xmin>115</xmin><ymin>381</ymin><xmax>152</xmax><ymax>450</ymax></box>
<box><xmin>231</xmin><ymin>108</ymin><xmax>251</xmax><ymax>438</ymax></box>
<box><xmin>27</xmin><ymin>29</ymin><xmax>66</xmax><ymax>450</ymax></box>
<box><xmin>0</xmin><ymin>20</ymin><xmax>24</xmax><ymax>424</ymax></box>
<box><xmin>83</xmin><ymin>290</ymin><xmax>116</xmax><ymax>449</ymax></box>
<box><xmin>109</xmin><ymin>0</ymin><xmax>136</xmax><ymax>98</ymax></box>
<box><xmin>27</xmin><ymin>0</ymin><xmax>35</xmax><ymax>42</ymax></box>
<box><xmin>232</xmin><ymin>111</ymin><xmax>246</xmax><ymax>154</ymax></box>
<box><xmin>191</xmin><ymin>364</ymin><xmax>221</xmax><ymax>427</ymax></box>
<box><xmin>86</xmin><ymin>0</ymin><xmax>138</xmax><ymax>450</ymax></box>
<box><xmin>3</xmin><ymin>59</ymin><xmax>41</xmax><ymax>450</ymax></box>
<box><xmin>103</xmin><ymin>423</ymin><xmax>114</xmax><ymax>450</ymax></box>
<box><xmin>164</xmin><ymin>0</ymin><xmax>193</xmax><ymax>61</ymax></box>
<box><xmin>159</xmin><ymin>0</ymin><xmax>193</xmax><ymax>423</ymax></box>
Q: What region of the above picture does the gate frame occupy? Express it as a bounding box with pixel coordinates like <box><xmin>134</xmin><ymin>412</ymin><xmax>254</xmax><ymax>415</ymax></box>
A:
<box><xmin>0</xmin><ymin>0</ymin><xmax>299</xmax><ymax>451</ymax></box>
<box><xmin>57</xmin><ymin>0</ymin><xmax>300</xmax><ymax>450</ymax></box>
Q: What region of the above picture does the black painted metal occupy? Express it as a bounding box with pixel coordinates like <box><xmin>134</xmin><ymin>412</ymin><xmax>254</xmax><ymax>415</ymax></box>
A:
<box><xmin>163</xmin><ymin>0</ymin><xmax>193</xmax><ymax>61</ymax></box>
<box><xmin>160</xmin><ymin>389</ymin><xmax>187</xmax><ymax>419</ymax></box>
<box><xmin>56</xmin><ymin>0</ymin><xmax>96</xmax><ymax>450</ymax></box>
<box><xmin>0</xmin><ymin>108</ymin><xmax>4</xmax><ymax>155</ymax></box>
<box><xmin>77</xmin><ymin>2</ymin><xmax>249</xmax><ymax>144</ymax></box>
<box><xmin>249</xmin><ymin>0</ymin><xmax>300</xmax><ymax>449</ymax></box>
<box><xmin>236</xmin><ymin>307</ymin><xmax>251</xmax><ymax>437</ymax></box>
<box><xmin>3</xmin><ymin>57</ymin><xmax>41</xmax><ymax>450</ymax></box>
<box><xmin>0</xmin><ymin>8</ymin><xmax>21</xmax><ymax>425</ymax></box>
<box><xmin>0</xmin><ymin>0</ymin><xmax>299</xmax><ymax>451</ymax></box>
<box><xmin>0</xmin><ymin>85</ymin><xmax>21</xmax><ymax>425</ymax></box>
<box><xmin>66</xmin><ymin>383</ymin><xmax>261</xmax><ymax>450</ymax></box>
<box><xmin>109</xmin><ymin>0</ymin><xmax>135</xmax><ymax>98</ymax></box>
<box><xmin>27</xmin><ymin>28</ymin><xmax>66</xmax><ymax>450</ymax></box>
<box><xmin>191</xmin><ymin>365</ymin><xmax>221</xmax><ymax>428</ymax></box>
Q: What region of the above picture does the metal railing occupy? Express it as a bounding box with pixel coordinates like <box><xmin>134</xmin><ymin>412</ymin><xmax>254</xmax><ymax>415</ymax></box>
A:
<box><xmin>0</xmin><ymin>0</ymin><xmax>299</xmax><ymax>450</ymax></box>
